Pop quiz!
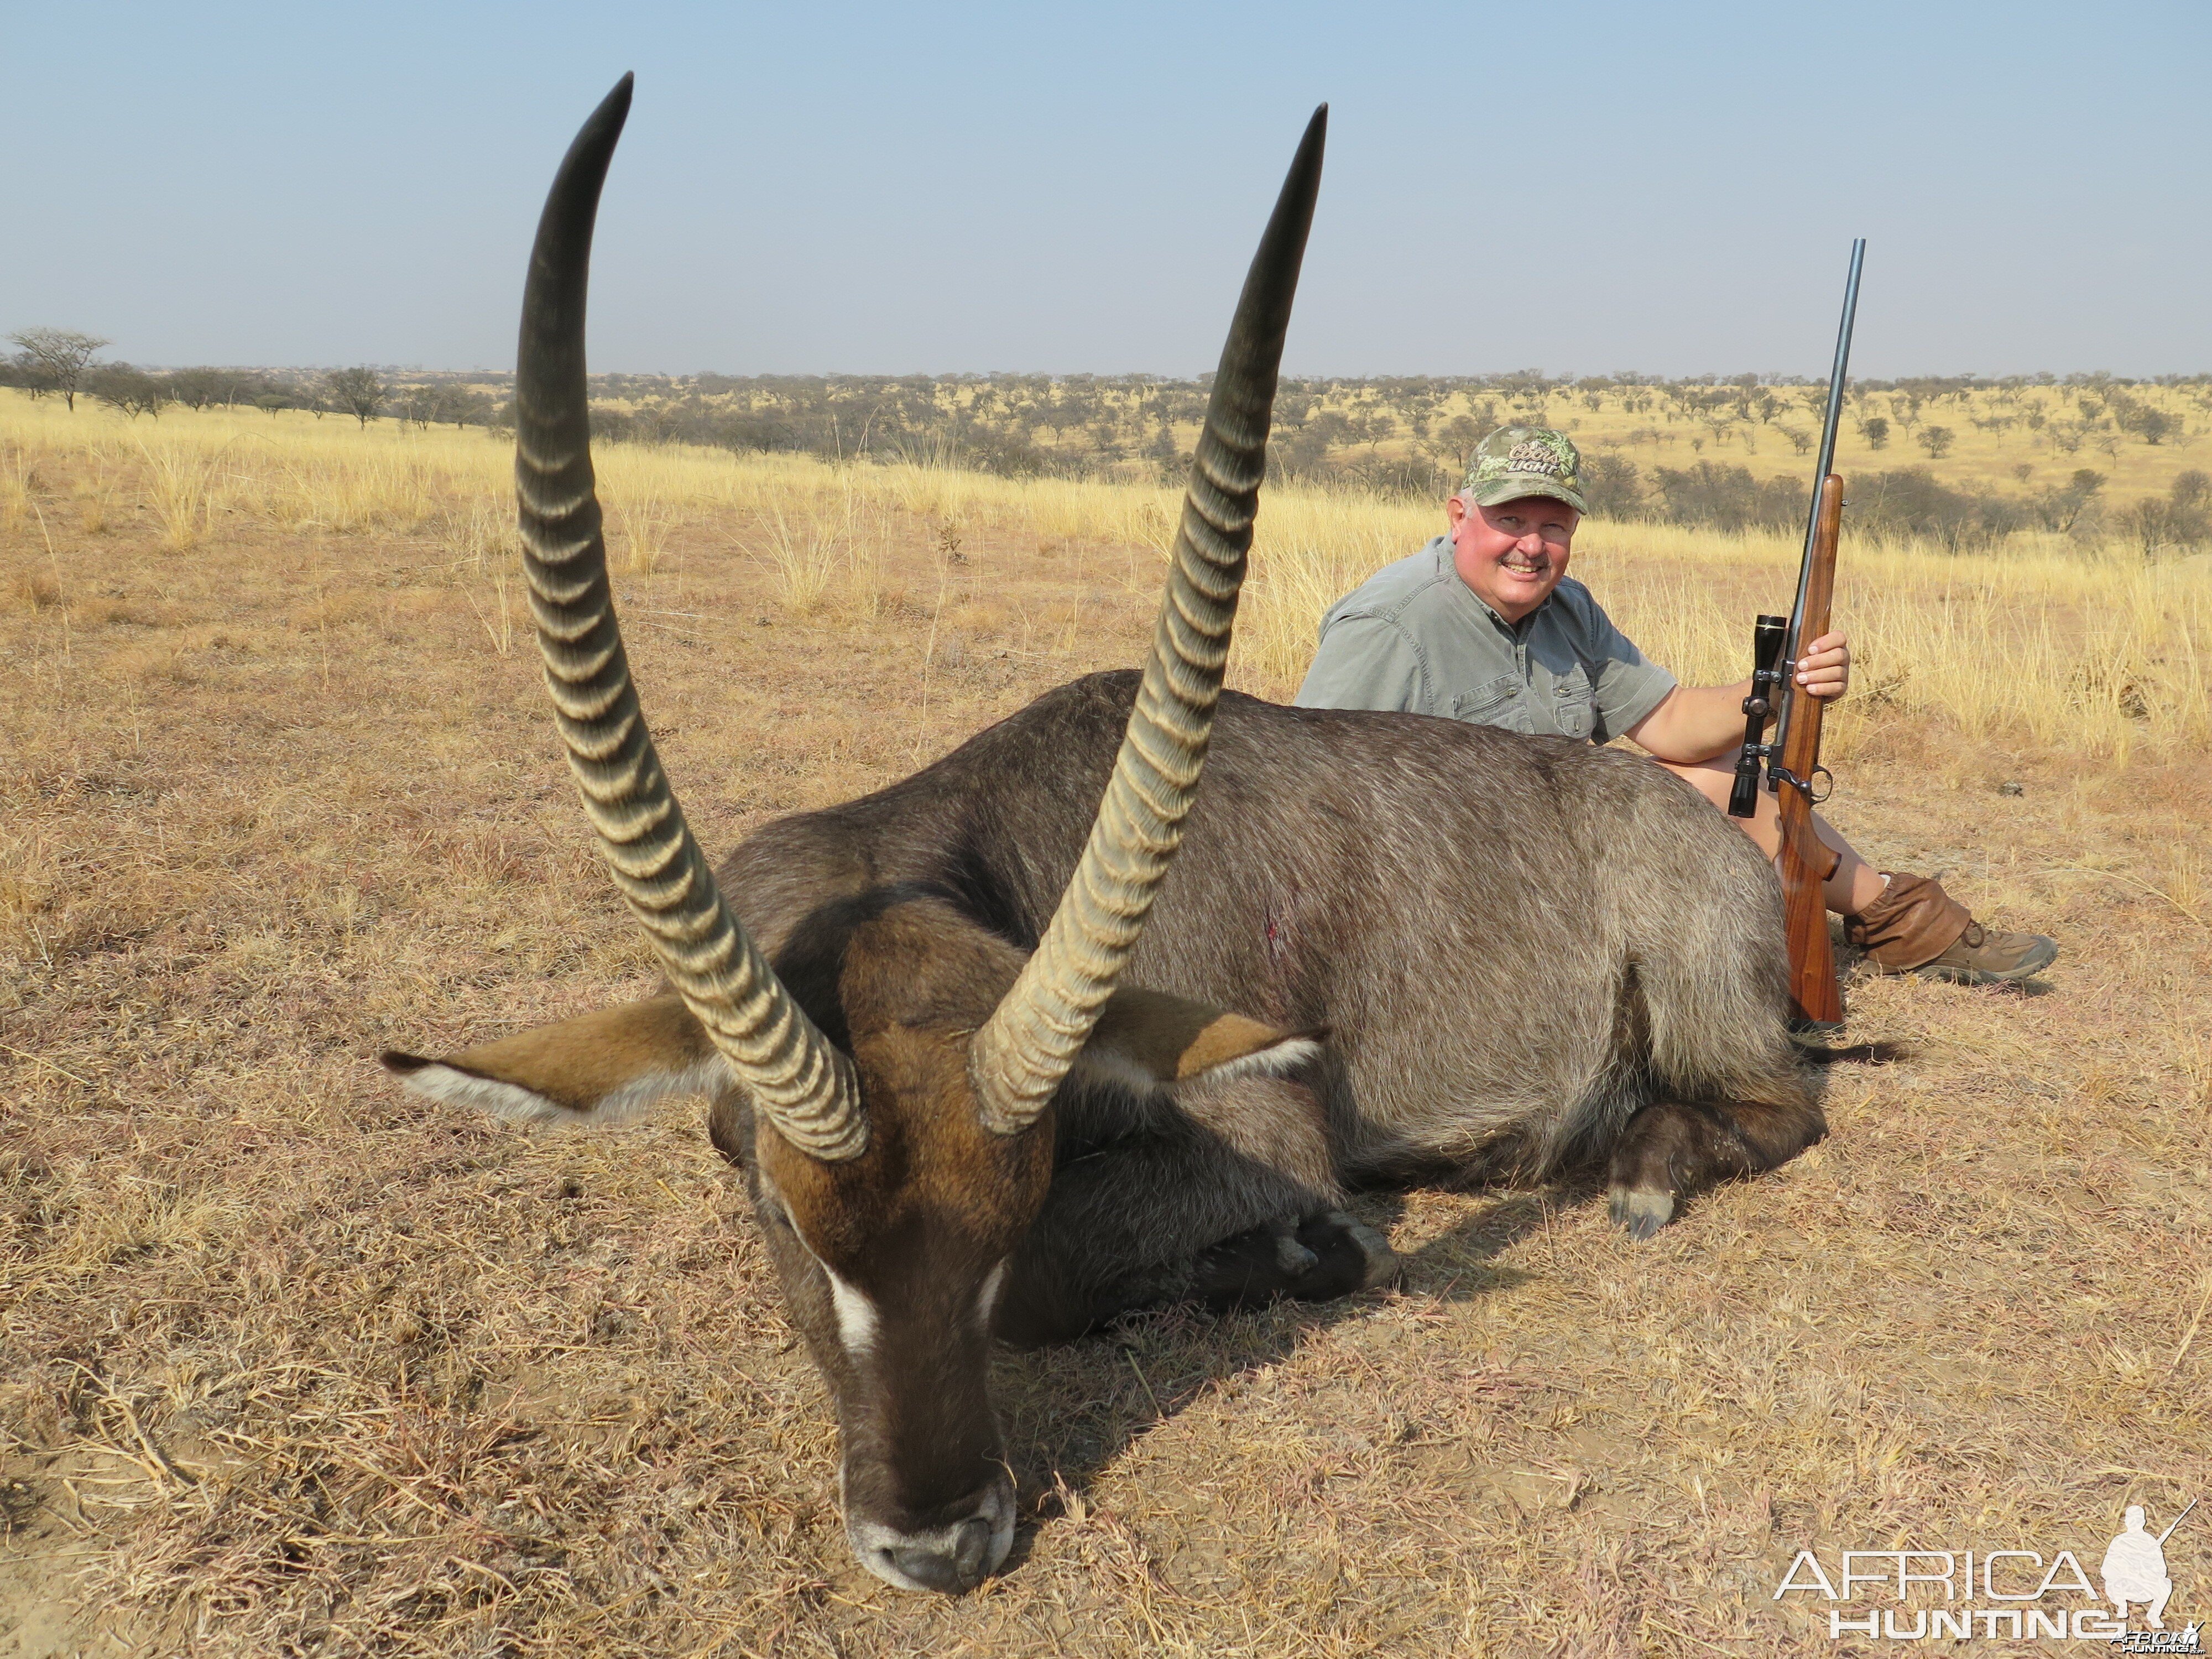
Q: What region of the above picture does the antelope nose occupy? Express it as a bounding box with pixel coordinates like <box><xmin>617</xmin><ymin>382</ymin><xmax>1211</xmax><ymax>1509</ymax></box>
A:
<box><xmin>886</xmin><ymin>1516</ymin><xmax>995</xmax><ymax>1595</ymax></box>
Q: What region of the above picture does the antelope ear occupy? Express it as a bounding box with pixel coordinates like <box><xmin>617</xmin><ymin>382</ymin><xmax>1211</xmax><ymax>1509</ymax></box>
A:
<box><xmin>380</xmin><ymin>995</ymin><xmax>726</xmax><ymax>1126</ymax></box>
<box><xmin>1079</xmin><ymin>987</ymin><xmax>1325</xmax><ymax>1086</ymax></box>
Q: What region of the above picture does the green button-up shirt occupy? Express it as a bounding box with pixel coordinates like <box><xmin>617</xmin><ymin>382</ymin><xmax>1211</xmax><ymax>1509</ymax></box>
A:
<box><xmin>1292</xmin><ymin>537</ymin><xmax>1677</xmax><ymax>743</ymax></box>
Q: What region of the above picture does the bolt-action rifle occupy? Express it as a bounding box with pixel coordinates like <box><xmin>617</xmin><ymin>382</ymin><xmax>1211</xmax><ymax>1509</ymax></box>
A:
<box><xmin>1728</xmin><ymin>239</ymin><xmax>1865</xmax><ymax>1030</ymax></box>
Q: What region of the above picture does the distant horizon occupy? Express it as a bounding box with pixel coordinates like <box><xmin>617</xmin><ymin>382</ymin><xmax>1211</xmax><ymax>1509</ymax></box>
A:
<box><xmin>20</xmin><ymin>362</ymin><xmax>2209</xmax><ymax>386</ymax></box>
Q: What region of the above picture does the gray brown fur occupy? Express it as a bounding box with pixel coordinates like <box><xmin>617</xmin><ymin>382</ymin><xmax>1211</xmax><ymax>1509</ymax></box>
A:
<box><xmin>712</xmin><ymin>667</ymin><xmax>1823</xmax><ymax>1292</ymax></box>
<box><xmin>648</xmin><ymin>669</ymin><xmax>1823</xmax><ymax>1582</ymax></box>
<box><xmin>397</xmin><ymin>672</ymin><xmax>1825</xmax><ymax>1590</ymax></box>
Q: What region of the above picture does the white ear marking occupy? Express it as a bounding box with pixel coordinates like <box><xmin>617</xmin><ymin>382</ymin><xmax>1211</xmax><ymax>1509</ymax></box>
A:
<box><xmin>392</xmin><ymin>1056</ymin><xmax>730</xmax><ymax>1126</ymax></box>
<box><xmin>1070</xmin><ymin>1034</ymin><xmax>1323</xmax><ymax>1095</ymax></box>
<box><xmin>583</xmin><ymin>1057</ymin><xmax>729</xmax><ymax>1122</ymax></box>
<box><xmin>1191</xmin><ymin>1035</ymin><xmax>1323</xmax><ymax>1084</ymax></box>
<box><xmin>1070</xmin><ymin>1047</ymin><xmax>1159</xmax><ymax>1095</ymax></box>
<box><xmin>394</xmin><ymin>1062</ymin><xmax>568</xmax><ymax>1125</ymax></box>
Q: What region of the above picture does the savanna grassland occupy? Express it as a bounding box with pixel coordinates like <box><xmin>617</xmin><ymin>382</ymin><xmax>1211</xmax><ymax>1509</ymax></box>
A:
<box><xmin>35</xmin><ymin>360</ymin><xmax>2212</xmax><ymax>550</ymax></box>
<box><xmin>570</xmin><ymin>368</ymin><xmax>2212</xmax><ymax>516</ymax></box>
<box><xmin>2</xmin><ymin>390</ymin><xmax>2209</xmax><ymax>1657</ymax></box>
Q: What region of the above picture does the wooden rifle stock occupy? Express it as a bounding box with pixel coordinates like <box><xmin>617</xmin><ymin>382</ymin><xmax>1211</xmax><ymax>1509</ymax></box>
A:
<box><xmin>1775</xmin><ymin>473</ymin><xmax>1845</xmax><ymax>1026</ymax></box>
<box><xmin>1751</xmin><ymin>237</ymin><xmax>1863</xmax><ymax>1027</ymax></box>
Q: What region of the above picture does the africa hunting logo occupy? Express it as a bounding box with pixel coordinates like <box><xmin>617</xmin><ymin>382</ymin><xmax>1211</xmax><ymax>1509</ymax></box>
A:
<box><xmin>1772</xmin><ymin>1499</ymin><xmax>2199</xmax><ymax>1647</ymax></box>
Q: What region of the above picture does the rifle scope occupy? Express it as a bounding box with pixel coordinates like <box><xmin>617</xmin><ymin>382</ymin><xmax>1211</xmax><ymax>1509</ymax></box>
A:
<box><xmin>1728</xmin><ymin>614</ymin><xmax>1789</xmax><ymax>818</ymax></box>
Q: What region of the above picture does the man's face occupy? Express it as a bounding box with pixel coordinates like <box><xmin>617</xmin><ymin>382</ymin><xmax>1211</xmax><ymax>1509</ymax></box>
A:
<box><xmin>1446</xmin><ymin>493</ymin><xmax>1579</xmax><ymax>623</ymax></box>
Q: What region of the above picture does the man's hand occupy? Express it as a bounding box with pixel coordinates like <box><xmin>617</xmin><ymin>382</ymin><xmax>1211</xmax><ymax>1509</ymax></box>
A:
<box><xmin>1796</xmin><ymin>630</ymin><xmax>1851</xmax><ymax>700</ymax></box>
<box><xmin>1629</xmin><ymin>629</ymin><xmax>1853</xmax><ymax>763</ymax></box>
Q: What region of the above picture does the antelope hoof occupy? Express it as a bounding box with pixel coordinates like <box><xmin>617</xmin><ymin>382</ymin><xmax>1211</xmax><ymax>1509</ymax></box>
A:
<box><xmin>1309</xmin><ymin>1209</ymin><xmax>1401</xmax><ymax>1291</ymax></box>
<box><xmin>1193</xmin><ymin>1209</ymin><xmax>1397</xmax><ymax>1308</ymax></box>
<box><xmin>1267</xmin><ymin>1215</ymin><xmax>1321</xmax><ymax>1277</ymax></box>
<box><xmin>1607</xmin><ymin>1184</ymin><xmax>1674</xmax><ymax>1242</ymax></box>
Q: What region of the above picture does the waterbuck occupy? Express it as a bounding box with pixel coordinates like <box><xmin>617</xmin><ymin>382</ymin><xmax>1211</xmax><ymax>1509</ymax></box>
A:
<box><xmin>385</xmin><ymin>79</ymin><xmax>1827</xmax><ymax>1595</ymax></box>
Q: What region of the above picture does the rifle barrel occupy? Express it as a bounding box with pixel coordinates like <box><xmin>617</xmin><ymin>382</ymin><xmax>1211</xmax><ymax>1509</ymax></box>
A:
<box><xmin>1809</xmin><ymin>241</ymin><xmax>1866</xmax><ymax>492</ymax></box>
<box><xmin>1775</xmin><ymin>238</ymin><xmax>1866</xmax><ymax>766</ymax></box>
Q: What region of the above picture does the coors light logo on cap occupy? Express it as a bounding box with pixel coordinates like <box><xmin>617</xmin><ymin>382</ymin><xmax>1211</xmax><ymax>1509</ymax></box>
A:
<box><xmin>1463</xmin><ymin>425</ymin><xmax>1589</xmax><ymax>514</ymax></box>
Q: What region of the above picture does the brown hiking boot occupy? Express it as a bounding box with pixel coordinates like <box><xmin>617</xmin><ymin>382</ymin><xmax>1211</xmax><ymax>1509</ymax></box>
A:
<box><xmin>1907</xmin><ymin>919</ymin><xmax>2059</xmax><ymax>984</ymax></box>
<box><xmin>1844</xmin><ymin>871</ymin><xmax>2056</xmax><ymax>984</ymax></box>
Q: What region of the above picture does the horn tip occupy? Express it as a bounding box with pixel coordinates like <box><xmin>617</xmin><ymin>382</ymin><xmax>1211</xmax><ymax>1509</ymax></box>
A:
<box><xmin>1297</xmin><ymin>105</ymin><xmax>1327</xmax><ymax>166</ymax></box>
<box><xmin>580</xmin><ymin>73</ymin><xmax>635</xmax><ymax>144</ymax></box>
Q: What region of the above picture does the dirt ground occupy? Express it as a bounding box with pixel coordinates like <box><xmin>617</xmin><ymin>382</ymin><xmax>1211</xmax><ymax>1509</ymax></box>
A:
<box><xmin>3</xmin><ymin>469</ymin><xmax>2209</xmax><ymax>1657</ymax></box>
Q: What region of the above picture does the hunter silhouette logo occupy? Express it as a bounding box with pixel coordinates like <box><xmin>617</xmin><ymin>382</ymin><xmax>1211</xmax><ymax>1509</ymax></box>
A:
<box><xmin>2106</xmin><ymin>1503</ymin><xmax>2196</xmax><ymax>1635</ymax></box>
<box><xmin>1772</xmin><ymin>1499</ymin><xmax>2199</xmax><ymax>1646</ymax></box>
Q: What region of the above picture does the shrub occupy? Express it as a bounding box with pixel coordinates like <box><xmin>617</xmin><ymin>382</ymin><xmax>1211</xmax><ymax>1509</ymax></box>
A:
<box><xmin>86</xmin><ymin>364</ymin><xmax>174</xmax><ymax>420</ymax></box>
<box><xmin>1647</xmin><ymin>462</ymin><xmax>1803</xmax><ymax>533</ymax></box>
<box><xmin>1851</xmin><ymin>468</ymin><xmax>2027</xmax><ymax>551</ymax></box>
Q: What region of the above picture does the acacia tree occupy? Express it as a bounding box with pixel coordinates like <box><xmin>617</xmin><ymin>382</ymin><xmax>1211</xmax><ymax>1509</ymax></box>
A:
<box><xmin>168</xmin><ymin>367</ymin><xmax>253</xmax><ymax>411</ymax></box>
<box><xmin>8</xmin><ymin>328</ymin><xmax>111</xmax><ymax>410</ymax></box>
<box><xmin>391</xmin><ymin>383</ymin><xmax>437</xmax><ymax>429</ymax></box>
<box><xmin>88</xmin><ymin>365</ymin><xmax>173</xmax><ymax>420</ymax></box>
<box><xmin>325</xmin><ymin>366</ymin><xmax>385</xmax><ymax>427</ymax></box>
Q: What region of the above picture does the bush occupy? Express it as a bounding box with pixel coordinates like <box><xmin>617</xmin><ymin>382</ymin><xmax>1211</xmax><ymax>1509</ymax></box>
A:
<box><xmin>1850</xmin><ymin>468</ymin><xmax>2028</xmax><ymax>551</ymax></box>
<box><xmin>1346</xmin><ymin>453</ymin><xmax>1457</xmax><ymax>503</ymax></box>
<box><xmin>168</xmin><ymin>367</ymin><xmax>255</xmax><ymax>410</ymax></box>
<box><xmin>1579</xmin><ymin>454</ymin><xmax>2067</xmax><ymax>553</ymax></box>
<box><xmin>1575</xmin><ymin>450</ymin><xmax>1646</xmax><ymax>520</ymax></box>
<box><xmin>2119</xmin><ymin>471</ymin><xmax>2211</xmax><ymax>557</ymax></box>
<box><xmin>86</xmin><ymin>364</ymin><xmax>174</xmax><ymax>420</ymax></box>
<box><xmin>1647</xmin><ymin>462</ymin><xmax>1803</xmax><ymax>533</ymax></box>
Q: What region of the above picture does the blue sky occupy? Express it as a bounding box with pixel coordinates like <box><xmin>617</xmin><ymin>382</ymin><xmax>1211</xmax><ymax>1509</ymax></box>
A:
<box><xmin>3</xmin><ymin>1</ymin><xmax>2206</xmax><ymax>377</ymax></box>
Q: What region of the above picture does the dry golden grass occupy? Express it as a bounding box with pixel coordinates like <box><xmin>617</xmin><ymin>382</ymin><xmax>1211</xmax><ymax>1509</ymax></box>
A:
<box><xmin>3</xmin><ymin>391</ymin><xmax>2209</xmax><ymax>1656</ymax></box>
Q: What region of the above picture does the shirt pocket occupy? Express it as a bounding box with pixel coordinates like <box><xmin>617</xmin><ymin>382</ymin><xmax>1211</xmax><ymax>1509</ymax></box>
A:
<box><xmin>1452</xmin><ymin>672</ymin><xmax>1525</xmax><ymax>731</ymax></box>
<box><xmin>1551</xmin><ymin>667</ymin><xmax>1597</xmax><ymax>740</ymax></box>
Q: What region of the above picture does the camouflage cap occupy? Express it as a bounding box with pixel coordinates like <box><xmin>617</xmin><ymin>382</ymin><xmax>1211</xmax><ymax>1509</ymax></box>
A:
<box><xmin>1462</xmin><ymin>426</ymin><xmax>1588</xmax><ymax>515</ymax></box>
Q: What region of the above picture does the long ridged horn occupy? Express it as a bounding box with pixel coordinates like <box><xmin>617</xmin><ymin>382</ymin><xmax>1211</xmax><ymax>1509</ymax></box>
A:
<box><xmin>969</xmin><ymin>107</ymin><xmax>1327</xmax><ymax>1136</ymax></box>
<box><xmin>515</xmin><ymin>76</ymin><xmax>867</xmax><ymax>1161</ymax></box>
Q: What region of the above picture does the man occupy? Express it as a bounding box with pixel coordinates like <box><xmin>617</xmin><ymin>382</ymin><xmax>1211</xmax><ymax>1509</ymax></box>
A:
<box><xmin>1294</xmin><ymin>426</ymin><xmax>2057</xmax><ymax>983</ymax></box>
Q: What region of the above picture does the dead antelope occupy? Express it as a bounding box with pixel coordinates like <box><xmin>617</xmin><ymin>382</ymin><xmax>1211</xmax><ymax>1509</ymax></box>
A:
<box><xmin>387</xmin><ymin>78</ymin><xmax>1828</xmax><ymax>1595</ymax></box>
